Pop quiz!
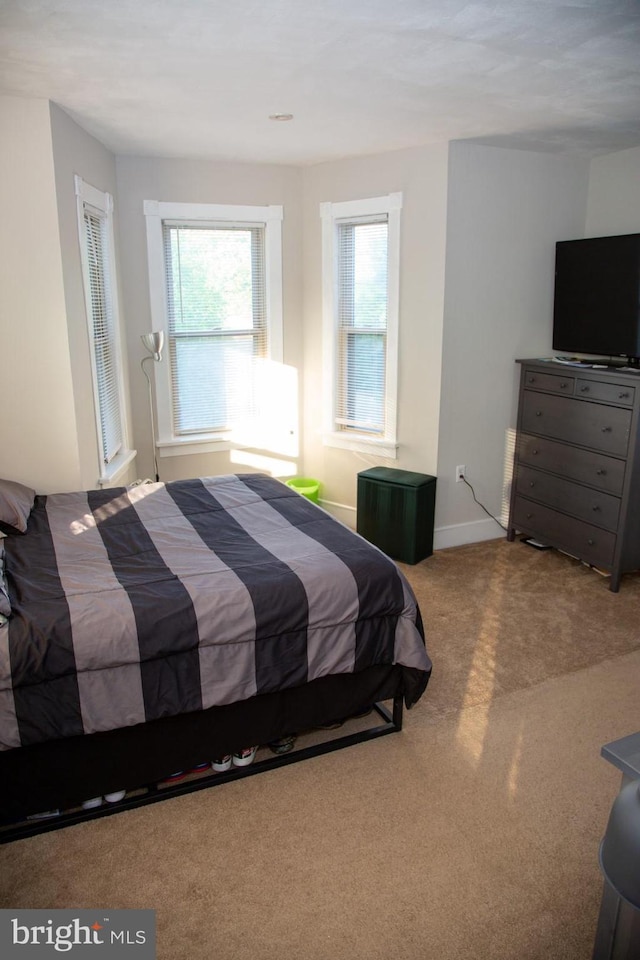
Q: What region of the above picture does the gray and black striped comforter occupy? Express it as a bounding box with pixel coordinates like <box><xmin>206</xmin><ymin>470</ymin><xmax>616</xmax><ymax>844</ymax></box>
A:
<box><xmin>0</xmin><ymin>474</ymin><xmax>431</xmax><ymax>752</ymax></box>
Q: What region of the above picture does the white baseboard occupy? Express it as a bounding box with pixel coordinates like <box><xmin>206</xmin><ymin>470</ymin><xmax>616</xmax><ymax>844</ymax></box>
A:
<box><xmin>320</xmin><ymin>499</ymin><xmax>505</xmax><ymax>550</ymax></box>
<box><xmin>434</xmin><ymin>517</ymin><xmax>505</xmax><ymax>550</ymax></box>
<box><xmin>318</xmin><ymin>499</ymin><xmax>357</xmax><ymax>529</ymax></box>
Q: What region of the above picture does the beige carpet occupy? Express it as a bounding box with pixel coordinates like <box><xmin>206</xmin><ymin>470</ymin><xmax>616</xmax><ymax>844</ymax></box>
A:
<box><xmin>2</xmin><ymin>537</ymin><xmax>639</xmax><ymax>960</ymax></box>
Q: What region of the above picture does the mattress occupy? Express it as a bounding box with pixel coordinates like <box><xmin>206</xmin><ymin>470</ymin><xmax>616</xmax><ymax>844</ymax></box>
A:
<box><xmin>0</xmin><ymin>474</ymin><xmax>430</xmax><ymax>752</ymax></box>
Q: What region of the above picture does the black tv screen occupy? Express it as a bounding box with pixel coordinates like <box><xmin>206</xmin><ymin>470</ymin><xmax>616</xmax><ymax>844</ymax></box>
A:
<box><xmin>552</xmin><ymin>233</ymin><xmax>640</xmax><ymax>361</ymax></box>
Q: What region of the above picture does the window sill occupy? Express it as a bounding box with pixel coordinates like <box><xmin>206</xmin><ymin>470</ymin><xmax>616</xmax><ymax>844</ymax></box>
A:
<box><xmin>157</xmin><ymin>435</ymin><xmax>232</xmax><ymax>458</ymax></box>
<box><xmin>322</xmin><ymin>432</ymin><xmax>398</xmax><ymax>458</ymax></box>
<box><xmin>97</xmin><ymin>448</ymin><xmax>137</xmax><ymax>487</ymax></box>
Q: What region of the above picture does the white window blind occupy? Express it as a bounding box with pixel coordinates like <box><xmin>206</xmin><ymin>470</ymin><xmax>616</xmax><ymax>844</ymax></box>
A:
<box><xmin>163</xmin><ymin>222</ymin><xmax>268</xmax><ymax>436</ymax></box>
<box><xmin>82</xmin><ymin>204</ymin><xmax>123</xmax><ymax>465</ymax></box>
<box><xmin>76</xmin><ymin>176</ymin><xmax>133</xmax><ymax>485</ymax></box>
<box><xmin>336</xmin><ymin>215</ymin><xmax>388</xmax><ymax>435</ymax></box>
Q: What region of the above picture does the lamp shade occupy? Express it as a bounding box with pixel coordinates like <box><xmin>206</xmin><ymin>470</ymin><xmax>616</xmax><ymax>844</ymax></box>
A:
<box><xmin>141</xmin><ymin>331</ymin><xmax>164</xmax><ymax>362</ymax></box>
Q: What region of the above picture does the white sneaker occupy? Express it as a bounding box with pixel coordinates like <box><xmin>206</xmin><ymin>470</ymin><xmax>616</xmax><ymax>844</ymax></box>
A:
<box><xmin>232</xmin><ymin>746</ymin><xmax>258</xmax><ymax>767</ymax></box>
<box><xmin>81</xmin><ymin>796</ymin><xmax>103</xmax><ymax>810</ymax></box>
<box><xmin>104</xmin><ymin>790</ymin><xmax>126</xmax><ymax>803</ymax></box>
<box><xmin>211</xmin><ymin>755</ymin><xmax>232</xmax><ymax>772</ymax></box>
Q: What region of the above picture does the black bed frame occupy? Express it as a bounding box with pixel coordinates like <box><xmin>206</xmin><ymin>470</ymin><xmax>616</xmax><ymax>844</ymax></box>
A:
<box><xmin>1</xmin><ymin>698</ymin><xmax>402</xmax><ymax>845</ymax></box>
<box><xmin>0</xmin><ymin>666</ymin><xmax>410</xmax><ymax>844</ymax></box>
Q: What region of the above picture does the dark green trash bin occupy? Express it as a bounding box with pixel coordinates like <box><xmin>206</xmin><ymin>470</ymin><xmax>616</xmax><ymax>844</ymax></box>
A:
<box><xmin>357</xmin><ymin>467</ymin><xmax>437</xmax><ymax>564</ymax></box>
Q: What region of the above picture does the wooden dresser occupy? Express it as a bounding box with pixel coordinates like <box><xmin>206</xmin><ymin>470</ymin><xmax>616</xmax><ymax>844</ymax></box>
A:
<box><xmin>507</xmin><ymin>359</ymin><xmax>640</xmax><ymax>591</ymax></box>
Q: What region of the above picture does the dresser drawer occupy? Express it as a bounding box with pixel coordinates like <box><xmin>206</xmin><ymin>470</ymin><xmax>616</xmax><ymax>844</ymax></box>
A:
<box><xmin>515</xmin><ymin>466</ymin><xmax>620</xmax><ymax>532</ymax></box>
<box><xmin>512</xmin><ymin>497</ymin><xmax>616</xmax><ymax>569</ymax></box>
<box><xmin>517</xmin><ymin>434</ymin><xmax>626</xmax><ymax>496</ymax></box>
<box><xmin>576</xmin><ymin>379</ymin><xmax>635</xmax><ymax>406</ymax></box>
<box><xmin>522</xmin><ymin>369</ymin><xmax>575</xmax><ymax>394</ymax></box>
<box><xmin>521</xmin><ymin>391</ymin><xmax>631</xmax><ymax>457</ymax></box>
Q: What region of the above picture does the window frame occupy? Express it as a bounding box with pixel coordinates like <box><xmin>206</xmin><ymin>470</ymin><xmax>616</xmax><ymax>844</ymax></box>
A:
<box><xmin>75</xmin><ymin>175</ymin><xmax>134</xmax><ymax>485</ymax></box>
<box><xmin>144</xmin><ymin>200</ymin><xmax>284</xmax><ymax>457</ymax></box>
<box><xmin>320</xmin><ymin>192</ymin><xmax>402</xmax><ymax>458</ymax></box>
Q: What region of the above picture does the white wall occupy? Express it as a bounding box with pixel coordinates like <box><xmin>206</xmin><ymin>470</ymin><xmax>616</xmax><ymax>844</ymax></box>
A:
<box><xmin>50</xmin><ymin>103</ymin><xmax>136</xmax><ymax>490</ymax></box>
<box><xmin>301</xmin><ymin>144</ymin><xmax>449</xmax><ymax>524</ymax></box>
<box><xmin>436</xmin><ymin>142</ymin><xmax>590</xmax><ymax>547</ymax></box>
<box><xmin>586</xmin><ymin>145</ymin><xmax>640</xmax><ymax>236</ymax></box>
<box><xmin>4</xmin><ymin>93</ymin><xmax>630</xmax><ymax>549</ymax></box>
<box><xmin>115</xmin><ymin>156</ymin><xmax>304</xmax><ymax>482</ymax></box>
<box><xmin>0</xmin><ymin>97</ymin><xmax>82</xmax><ymax>492</ymax></box>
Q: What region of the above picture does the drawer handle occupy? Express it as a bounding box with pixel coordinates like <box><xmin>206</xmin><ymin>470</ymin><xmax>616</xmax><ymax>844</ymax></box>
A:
<box><xmin>535</xmin><ymin>410</ymin><xmax>542</xmax><ymax>417</ymax></box>
<box><xmin>527</xmin><ymin>376</ymin><xmax>536</xmax><ymax>384</ymax></box>
<box><xmin>580</xmin><ymin>385</ymin><xmax>590</xmax><ymax>393</ymax></box>
<box><xmin>560</xmin><ymin>381</ymin><xmax>568</xmax><ymax>389</ymax></box>
<box><xmin>619</xmin><ymin>392</ymin><xmax>630</xmax><ymax>399</ymax></box>
<box><xmin>596</xmin><ymin>469</ymin><xmax>607</xmax><ymax>476</ymax></box>
<box><xmin>601</xmin><ymin>426</ymin><xmax>612</xmax><ymax>433</ymax></box>
<box><xmin>587</xmin><ymin>538</ymin><xmax>595</xmax><ymax>546</ymax></box>
<box><xmin>531</xmin><ymin>448</ymin><xmax>539</xmax><ymax>455</ymax></box>
<box><xmin>526</xmin><ymin>513</ymin><xmax>533</xmax><ymax>520</ymax></box>
<box><xmin>529</xmin><ymin>481</ymin><xmax>536</xmax><ymax>487</ymax></box>
<box><xmin>592</xmin><ymin>505</ymin><xmax>600</xmax><ymax>512</ymax></box>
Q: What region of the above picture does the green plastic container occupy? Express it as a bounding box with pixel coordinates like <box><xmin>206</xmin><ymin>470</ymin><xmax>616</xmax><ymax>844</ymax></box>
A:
<box><xmin>285</xmin><ymin>477</ymin><xmax>320</xmax><ymax>503</ymax></box>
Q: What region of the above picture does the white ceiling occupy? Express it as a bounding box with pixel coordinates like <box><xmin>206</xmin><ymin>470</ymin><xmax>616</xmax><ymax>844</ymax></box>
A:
<box><xmin>1</xmin><ymin>0</ymin><xmax>640</xmax><ymax>166</ymax></box>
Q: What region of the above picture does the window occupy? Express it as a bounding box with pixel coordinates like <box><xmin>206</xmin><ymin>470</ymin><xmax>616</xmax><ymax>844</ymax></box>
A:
<box><xmin>75</xmin><ymin>176</ymin><xmax>134</xmax><ymax>484</ymax></box>
<box><xmin>321</xmin><ymin>193</ymin><xmax>401</xmax><ymax>456</ymax></box>
<box><xmin>144</xmin><ymin>201</ymin><xmax>283</xmax><ymax>454</ymax></box>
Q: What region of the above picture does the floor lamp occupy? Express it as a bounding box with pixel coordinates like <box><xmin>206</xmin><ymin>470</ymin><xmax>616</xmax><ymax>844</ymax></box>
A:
<box><xmin>141</xmin><ymin>331</ymin><xmax>164</xmax><ymax>482</ymax></box>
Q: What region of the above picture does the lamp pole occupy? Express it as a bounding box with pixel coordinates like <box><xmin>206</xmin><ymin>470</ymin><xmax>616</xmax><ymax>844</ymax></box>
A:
<box><xmin>140</xmin><ymin>331</ymin><xmax>164</xmax><ymax>482</ymax></box>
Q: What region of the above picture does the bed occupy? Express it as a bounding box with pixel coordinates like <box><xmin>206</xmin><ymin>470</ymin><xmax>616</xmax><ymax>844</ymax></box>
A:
<box><xmin>0</xmin><ymin>473</ymin><xmax>431</xmax><ymax>840</ymax></box>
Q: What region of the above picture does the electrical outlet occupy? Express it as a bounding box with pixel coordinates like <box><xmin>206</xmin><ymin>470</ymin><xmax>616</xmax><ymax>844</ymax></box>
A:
<box><xmin>456</xmin><ymin>465</ymin><xmax>465</xmax><ymax>483</ymax></box>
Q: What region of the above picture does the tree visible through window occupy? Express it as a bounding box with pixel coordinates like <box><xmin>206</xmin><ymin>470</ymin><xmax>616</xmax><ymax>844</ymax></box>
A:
<box><xmin>321</xmin><ymin>193</ymin><xmax>401</xmax><ymax>456</ymax></box>
<box><xmin>144</xmin><ymin>200</ymin><xmax>284</xmax><ymax>452</ymax></box>
<box><xmin>163</xmin><ymin>223</ymin><xmax>267</xmax><ymax>436</ymax></box>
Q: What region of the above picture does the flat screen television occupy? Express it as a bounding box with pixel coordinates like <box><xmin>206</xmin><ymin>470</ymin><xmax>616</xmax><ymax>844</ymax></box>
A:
<box><xmin>552</xmin><ymin>232</ymin><xmax>640</xmax><ymax>364</ymax></box>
